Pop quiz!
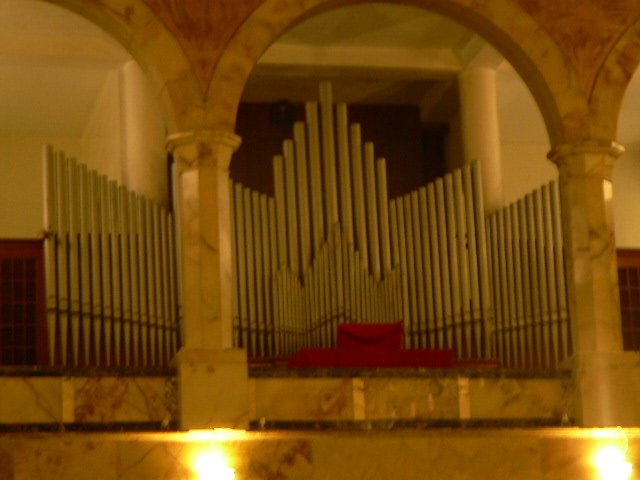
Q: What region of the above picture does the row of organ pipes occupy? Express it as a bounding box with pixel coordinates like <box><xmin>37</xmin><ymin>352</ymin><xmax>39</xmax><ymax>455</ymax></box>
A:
<box><xmin>44</xmin><ymin>147</ymin><xmax>180</xmax><ymax>368</ymax></box>
<box><xmin>230</xmin><ymin>82</ymin><xmax>570</xmax><ymax>367</ymax></box>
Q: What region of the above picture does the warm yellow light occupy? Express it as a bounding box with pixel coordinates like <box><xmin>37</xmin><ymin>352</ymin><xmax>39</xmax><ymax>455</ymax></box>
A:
<box><xmin>193</xmin><ymin>450</ymin><xmax>235</xmax><ymax>480</ymax></box>
<box><xmin>594</xmin><ymin>446</ymin><xmax>632</xmax><ymax>480</ymax></box>
<box><xmin>186</xmin><ymin>429</ymin><xmax>247</xmax><ymax>442</ymax></box>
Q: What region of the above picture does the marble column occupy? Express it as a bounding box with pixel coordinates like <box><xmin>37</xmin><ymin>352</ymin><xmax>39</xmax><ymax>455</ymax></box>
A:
<box><xmin>167</xmin><ymin>129</ymin><xmax>249</xmax><ymax>430</ymax></box>
<box><xmin>549</xmin><ymin>141</ymin><xmax>640</xmax><ymax>426</ymax></box>
<box><xmin>459</xmin><ymin>67</ymin><xmax>504</xmax><ymax>214</ymax></box>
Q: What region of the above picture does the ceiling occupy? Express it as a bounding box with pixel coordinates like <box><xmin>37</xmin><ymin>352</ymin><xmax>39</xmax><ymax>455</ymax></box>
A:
<box><xmin>243</xmin><ymin>4</ymin><xmax>471</xmax><ymax>108</ymax></box>
<box><xmin>0</xmin><ymin>1</ymin><xmax>639</xmax><ymax>148</ymax></box>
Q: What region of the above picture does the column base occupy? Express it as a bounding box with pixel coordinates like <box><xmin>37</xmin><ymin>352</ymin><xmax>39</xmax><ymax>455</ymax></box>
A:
<box><xmin>568</xmin><ymin>351</ymin><xmax>640</xmax><ymax>426</ymax></box>
<box><xmin>175</xmin><ymin>347</ymin><xmax>249</xmax><ymax>430</ymax></box>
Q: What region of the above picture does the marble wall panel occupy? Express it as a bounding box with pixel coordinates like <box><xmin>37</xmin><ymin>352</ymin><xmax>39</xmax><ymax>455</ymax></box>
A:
<box><xmin>0</xmin><ymin>378</ymin><xmax>61</xmax><ymax>423</ymax></box>
<box><xmin>0</xmin><ymin>429</ymin><xmax>637</xmax><ymax>480</ymax></box>
<box><xmin>73</xmin><ymin>377</ymin><xmax>175</xmax><ymax>423</ymax></box>
<box><xmin>253</xmin><ymin>378</ymin><xmax>354</xmax><ymax>421</ymax></box>
<box><xmin>468</xmin><ymin>377</ymin><xmax>569</xmax><ymax>420</ymax></box>
<box><xmin>2</xmin><ymin>437</ymin><xmax>117</xmax><ymax>480</ymax></box>
<box><xmin>362</xmin><ymin>378</ymin><xmax>459</xmax><ymax>420</ymax></box>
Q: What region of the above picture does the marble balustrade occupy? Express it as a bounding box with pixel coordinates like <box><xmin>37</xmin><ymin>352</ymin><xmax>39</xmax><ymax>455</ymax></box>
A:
<box><xmin>0</xmin><ymin>369</ymin><xmax>572</xmax><ymax>428</ymax></box>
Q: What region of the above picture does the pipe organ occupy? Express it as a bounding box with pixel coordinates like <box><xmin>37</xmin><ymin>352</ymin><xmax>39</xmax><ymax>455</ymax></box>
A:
<box><xmin>232</xmin><ymin>82</ymin><xmax>501</xmax><ymax>362</ymax></box>
<box><xmin>38</xmin><ymin>86</ymin><xmax>570</xmax><ymax>370</ymax></box>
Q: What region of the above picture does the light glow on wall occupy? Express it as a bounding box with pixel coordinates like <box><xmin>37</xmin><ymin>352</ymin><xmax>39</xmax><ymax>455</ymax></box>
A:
<box><xmin>592</xmin><ymin>429</ymin><xmax>633</xmax><ymax>480</ymax></box>
<box><xmin>193</xmin><ymin>450</ymin><xmax>235</xmax><ymax>480</ymax></box>
<box><xmin>595</xmin><ymin>446</ymin><xmax>632</xmax><ymax>480</ymax></box>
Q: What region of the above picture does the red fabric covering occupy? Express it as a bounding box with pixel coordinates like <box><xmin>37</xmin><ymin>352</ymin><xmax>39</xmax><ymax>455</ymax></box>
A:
<box><xmin>337</xmin><ymin>321</ymin><xmax>403</xmax><ymax>349</ymax></box>
<box><xmin>287</xmin><ymin>347</ymin><xmax>455</xmax><ymax>368</ymax></box>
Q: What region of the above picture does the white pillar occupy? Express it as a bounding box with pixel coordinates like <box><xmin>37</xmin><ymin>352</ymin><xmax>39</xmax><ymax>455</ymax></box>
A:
<box><xmin>459</xmin><ymin>67</ymin><xmax>503</xmax><ymax>214</ymax></box>
<box><xmin>550</xmin><ymin>141</ymin><xmax>640</xmax><ymax>427</ymax></box>
<box><xmin>167</xmin><ymin>129</ymin><xmax>249</xmax><ymax>430</ymax></box>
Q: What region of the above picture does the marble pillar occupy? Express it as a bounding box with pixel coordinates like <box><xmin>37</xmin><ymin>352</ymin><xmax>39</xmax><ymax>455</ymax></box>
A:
<box><xmin>168</xmin><ymin>129</ymin><xmax>249</xmax><ymax>430</ymax></box>
<box><xmin>459</xmin><ymin>67</ymin><xmax>504</xmax><ymax>214</ymax></box>
<box><xmin>549</xmin><ymin>141</ymin><xmax>640</xmax><ymax>426</ymax></box>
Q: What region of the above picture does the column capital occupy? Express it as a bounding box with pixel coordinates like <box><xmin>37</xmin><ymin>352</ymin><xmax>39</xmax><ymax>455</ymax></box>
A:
<box><xmin>167</xmin><ymin>129</ymin><xmax>242</xmax><ymax>172</ymax></box>
<box><xmin>547</xmin><ymin>141</ymin><xmax>624</xmax><ymax>181</ymax></box>
<box><xmin>547</xmin><ymin>140</ymin><xmax>624</xmax><ymax>163</ymax></box>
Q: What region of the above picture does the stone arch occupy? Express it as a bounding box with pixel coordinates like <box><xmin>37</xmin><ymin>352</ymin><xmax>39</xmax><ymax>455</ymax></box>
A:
<box><xmin>205</xmin><ymin>0</ymin><xmax>573</xmax><ymax>147</ymax></box>
<box><xmin>41</xmin><ymin>0</ymin><xmax>203</xmax><ymax>132</ymax></box>
<box><xmin>590</xmin><ymin>18</ymin><xmax>640</xmax><ymax>145</ymax></box>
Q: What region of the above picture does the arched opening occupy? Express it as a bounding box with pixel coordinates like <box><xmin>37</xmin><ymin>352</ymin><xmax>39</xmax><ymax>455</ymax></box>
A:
<box><xmin>234</xmin><ymin>2</ymin><xmax>555</xmax><ymax>205</ymax></box>
<box><xmin>613</xmin><ymin>65</ymin><xmax>640</xmax><ymax>351</ymax></box>
<box><xmin>228</xmin><ymin>2</ymin><xmax>566</xmax><ymax>369</ymax></box>
<box><xmin>0</xmin><ymin>0</ymin><xmax>177</xmax><ymax>367</ymax></box>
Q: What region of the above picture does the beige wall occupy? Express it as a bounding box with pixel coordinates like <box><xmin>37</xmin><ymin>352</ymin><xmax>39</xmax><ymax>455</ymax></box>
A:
<box><xmin>0</xmin><ymin>136</ymin><xmax>81</xmax><ymax>238</ymax></box>
<box><xmin>0</xmin><ymin>61</ymin><xmax>167</xmax><ymax>239</ymax></box>
<box><xmin>495</xmin><ymin>65</ymin><xmax>640</xmax><ymax>249</ymax></box>
<box><xmin>613</xmin><ymin>149</ymin><xmax>640</xmax><ymax>248</ymax></box>
<box><xmin>500</xmin><ymin>144</ymin><xmax>557</xmax><ymax>205</ymax></box>
<box><xmin>120</xmin><ymin>60</ymin><xmax>168</xmax><ymax>207</ymax></box>
<box><xmin>82</xmin><ymin>61</ymin><xmax>168</xmax><ymax>206</ymax></box>
<box><xmin>81</xmin><ymin>68</ymin><xmax>123</xmax><ymax>181</ymax></box>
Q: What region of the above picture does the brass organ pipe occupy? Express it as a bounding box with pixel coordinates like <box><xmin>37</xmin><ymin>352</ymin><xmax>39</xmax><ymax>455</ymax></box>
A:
<box><xmin>453</xmin><ymin>169</ymin><xmax>472</xmax><ymax>357</ymax></box>
<box><xmin>444</xmin><ymin>174</ymin><xmax>462</xmax><ymax>357</ymax></box>
<box><xmin>418</xmin><ymin>187</ymin><xmax>436</xmax><ymax>348</ymax></box>
<box><xmin>252</xmin><ymin>191</ymin><xmax>265</xmax><ymax>357</ymax></box>
<box><xmin>471</xmin><ymin>163</ymin><xmax>492</xmax><ymax>359</ymax></box>
<box><xmin>435</xmin><ymin>178</ymin><xmax>453</xmax><ymax>349</ymax></box>
<box><xmin>43</xmin><ymin>147</ymin><xmax>58</xmax><ymax>365</ymax></box>
<box><xmin>268</xmin><ymin>198</ymin><xmax>278</xmax><ymax>355</ymax></box>
<box><xmin>273</xmin><ymin>155</ymin><xmax>287</xmax><ymax>269</ymax></box>
<box><xmin>234</xmin><ymin>184</ymin><xmax>248</xmax><ymax>349</ymax></box>
<box><xmin>402</xmin><ymin>195</ymin><xmax>418</xmax><ymax>347</ymax></box>
<box><xmin>517</xmin><ymin>199</ymin><xmax>533</xmax><ymax>367</ymax></box>
<box><xmin>551</xmin><ymin>181</ymin><xmax>569</xmax><ymax>359</ymax></box>
<box><xmin>259</xmin><ymin>194</ymin><xmax>272</xmax><ymax>357</ymax></box>
<box><xmin>283</xmin><ymin>140</ymin><xmax>300</xmax><ymax>273</ymax></box>
<box><xmin>525</xmin><ymin>194</ymin><xmax>542</xmax><ymax>367</ymax></box>
<box><xmin>427</xmin><ymin>183</ymin><xmax>444</xmax><ymax>348</ymax></box>
<box><xmin>462</xmin><ymin>165</ymin><xmax>482</xmax><ymax>356</ymax></box>
<box><xmin>306</xmin><ymin>102</ymin><xmax>325</xmax><ymax>253</ymax></box>
<box><xmin>319</xmin><ymin>81</ymin><xmax>339</xmax><ymax>228</ymax></box>
<box><xmin>410</xmin><ymin>191</ymin><xmax>426</xmax><ymax>348</ymax></box>
<box><xmin>541</xmin><ymin>184</ymin><xmax>560</xmax><ymax>365</ymax></box>
<box><xmin>230</xmin><ymin>181</ymin><xmax>240</xmax><ymax>347</ymax></box>
<box><xmin>350</xmin><ymin>124</ymin><xmax>368</xmax><ymax>270</ymax></box>
<box><xmin>376</xmin><ymin>158</ymin><xmax>392</xmax><ymax>275</ymax></box>
<box><xmin>534</xmin><ymin>189</ymin><xmax>551</xmax><ymax>367</ymax></box>
<box><xmin>243</xmin><ymin>187</ymin><xmax>257</xmax><ymax>356</ymax></box>
<box><xmin>364</xmin><ymin>143</ymin><xmax>380</xmax><ymax>280</ymax></box>
<box><xmin>336</xmin><ymin>103</ymin><xmax>354</xmax><ymax>245</ymax></box>
<box><xmin>504</xmin><ymin>206</ymin><xmax>517</xmax><ymax>367</ymax></box>
<box><xmin>293</xmin><ymin>123</ymin><xmax>312</xmax><ymax>269</ymax></box>
<box><xmin>511</xmin><ymin>203</ymin><xmax>526</xmax><ymax>367</ymax></box>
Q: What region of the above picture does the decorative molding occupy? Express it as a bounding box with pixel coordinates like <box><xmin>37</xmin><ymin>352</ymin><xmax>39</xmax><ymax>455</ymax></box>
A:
<box><xmin>547</xmin><ymin>140</ymin><xmax>625</xmax><ymax>163</ymax></box>
<box><xmin>167</xmin><ymin>129</ymin><xmax>242</xmax><ymax>171</ymax></box>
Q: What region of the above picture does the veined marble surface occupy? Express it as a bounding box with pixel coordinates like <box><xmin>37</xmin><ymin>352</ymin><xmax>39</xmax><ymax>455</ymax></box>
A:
<box><xmin>0</xmin><ymin>376</ymin><xmax>175</xmax><ymax>426</ymax></box>
<box><xmin>73</xmin><ymin>377</ymin><xmax>174</xmax><ymax>423</ymax></box>
<box><xmin>250</xmin><ymin>373</ymin><xmax>572</xmax><ymax>423</ymax></box>
<box><xmin>0</xmin><ymin>428</ymin><xmax>637</xmax><ymax>480</ymax></box>
<box><xmin>0</xmin><ymin>378</ymin><xmax>61</xmax><ymax>424</ymax></box>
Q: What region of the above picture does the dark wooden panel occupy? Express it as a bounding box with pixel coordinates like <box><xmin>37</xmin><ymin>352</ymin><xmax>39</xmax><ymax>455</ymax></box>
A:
<box><xmin>0</xmin><ymin>240</ymin><xmax>47</xmax><ymax>365</ymax></box>
<box><xmin>617</xmin><ymin>249</ymin><xmax>640</xmax><ymax>351</ymax></box>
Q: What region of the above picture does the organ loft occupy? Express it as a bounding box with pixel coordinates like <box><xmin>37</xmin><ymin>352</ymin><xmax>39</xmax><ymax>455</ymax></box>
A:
<box><xmin>0</xmin><ymin>1</ymin><xmax>639</xmax><ymax>479</ymax></box>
